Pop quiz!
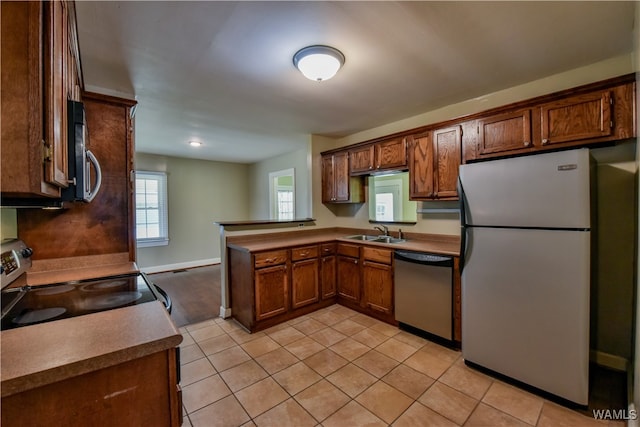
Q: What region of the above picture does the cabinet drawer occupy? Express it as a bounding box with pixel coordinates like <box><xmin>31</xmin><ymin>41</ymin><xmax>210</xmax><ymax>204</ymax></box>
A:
<box><xmin>362</xmin><ymin>247</ymin><xmax>392</xmax><ymax>265</ymax></box>
<box><xmin>337</xmin><ymin>243</ymin><xmax>360</xmax><ymax>258</ymax></box>
<box><xmin>320</xmin><ymin>243</ymin><xmax>337</xmax><ymax>256</ymax></box>
<box><xmin>291</xmin><ymin>245</ymin><xmax>318</xmax><ymax>261</ymax></box>
<box><xmin>254</xmin><ymin>250</ymin><xmax>288</xmax><ymax>268</ymax></box>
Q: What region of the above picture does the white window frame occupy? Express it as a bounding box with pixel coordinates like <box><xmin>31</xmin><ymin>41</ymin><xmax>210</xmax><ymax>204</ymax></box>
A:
<box><xmin>268</xmin><ymin>168</ymin><xmax>295</xmax><ymax>220</ymax></box>
<box><xmin>135</xmin><ymin>171</ymin><xmax>169</xmax><ymax>248</ymax></box>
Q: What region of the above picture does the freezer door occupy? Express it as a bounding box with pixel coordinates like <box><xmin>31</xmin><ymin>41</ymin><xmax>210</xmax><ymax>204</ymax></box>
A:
<box><xmin>462</xmin><ymin>227</ymin><xmax>590</xmax><ymax>405</ymax></box>
<box><xmin>459</xmin><ymin>148</ymin><xmax>591</xmax><ymax>229</ymax></box>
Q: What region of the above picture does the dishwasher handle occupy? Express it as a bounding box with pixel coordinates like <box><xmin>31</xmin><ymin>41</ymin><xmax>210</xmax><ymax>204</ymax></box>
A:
<box><xmin>394</xmin><ymin>250</ymin><xmax>453</xmax><ymax>267</ymax></box>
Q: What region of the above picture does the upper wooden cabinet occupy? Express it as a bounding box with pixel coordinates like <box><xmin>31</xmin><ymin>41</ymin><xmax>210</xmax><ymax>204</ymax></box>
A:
<box><xmin>1</xmin><ymin>0</ymin><xmax>82</xmax><ymax>198</ymax></box>
<box><xmin>539</xmin><ymin>90</ymin><xmax>612</xmax><ymax>146</ymax></box>
<box><xmin>477</xmin><ymin>109</ymin><xmax>532</xmax><ymax>156</ymax></box>
<box><xmin>349</xmin><ymin>145</ymin><xmax>375</xmax><ymax>174</ymax></box>
<box><xmin>17</xmin><ymin>93</ymin><xmax>138</xmax><ymax>261</ymax></box>
<box><xmin>350</xmin><ymin>137</ymin><xmax>407</xmax><ymax>175</ymax></box>
<box><xmin>408</xmin><ymin>126</ymin><xmax>461</xmax><ymax>201</ymax></box>
<box><xmin>466</xmin><ymin>79</ymin><xmax>635</xmax><ymax>162</ymax></box>
<box><xmin>433</xmin><ymin>126</ymin><xmax>462</xmax><ymax>199</ymax></box>
<box><xmin>321</xmin><ymin>151</ymin><xmax>364</xmax><ymax>203</ymax></box>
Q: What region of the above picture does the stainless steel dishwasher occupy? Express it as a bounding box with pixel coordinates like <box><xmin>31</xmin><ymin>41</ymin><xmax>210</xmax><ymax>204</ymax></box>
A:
<box><xmin>394</xmin><ymin>250</ymin><xmax>453</xmax><ymax>340</ymax></box>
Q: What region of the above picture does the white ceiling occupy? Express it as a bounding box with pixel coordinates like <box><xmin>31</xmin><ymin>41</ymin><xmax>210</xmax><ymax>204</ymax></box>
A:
<box><xmin>75</xmin><ymin>1</ymin><xmax>635</xmax><ymax>164</ymax></box>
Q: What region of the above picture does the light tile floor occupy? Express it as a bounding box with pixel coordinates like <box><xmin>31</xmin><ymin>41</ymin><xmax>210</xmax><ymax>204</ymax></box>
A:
<box><xmin>178</xmin><ymin>304</ymin><xmax>623</xmax><ymax>427</ymax></box>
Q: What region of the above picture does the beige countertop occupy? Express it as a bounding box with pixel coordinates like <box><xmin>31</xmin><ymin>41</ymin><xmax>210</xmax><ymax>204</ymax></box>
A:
<box><xmin>1</xmin><ymin>301</ymin><xmax>182</xmax><ymax>397</ymax></box>
<box><xmin>226</xmin><ymin>227</ymin><xmax>460</xmax><ymax>256</ymax></box>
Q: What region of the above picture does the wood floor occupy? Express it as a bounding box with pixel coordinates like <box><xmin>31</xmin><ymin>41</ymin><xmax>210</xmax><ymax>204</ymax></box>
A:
<box><xmin>147</xmin><ymin>264</ymin><xmax>221</xmax><ymax>328</ymax></box>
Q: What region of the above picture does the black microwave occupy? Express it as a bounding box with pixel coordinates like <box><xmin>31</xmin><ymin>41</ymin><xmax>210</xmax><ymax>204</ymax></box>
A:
<box><xmin>62</xmin><ymin>100</ymin><xmax>102</xmax><ymax>203</ymax></box>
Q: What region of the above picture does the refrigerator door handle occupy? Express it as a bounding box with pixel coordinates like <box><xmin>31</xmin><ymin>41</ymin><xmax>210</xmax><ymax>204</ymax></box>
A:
<box><xmin>458</xmin><ymin>177</ymin><xmax>468</xmax><ymax>272</ymax></box>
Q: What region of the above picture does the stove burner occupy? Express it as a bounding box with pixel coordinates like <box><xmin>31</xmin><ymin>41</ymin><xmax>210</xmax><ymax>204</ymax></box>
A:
<box><xmin>34</xmin><ymin>285</ymin><xmax>75</xmax><ymax>296</ymax></box>
<box><xmin>80</xmin><ymin>280</ymin><xmax>128</xmax><ymax>292</ymax></box>
<box><xmin>81</xmin><ymin>292</ymin><xmax>143</xmax><ymax>311</ymax></box>
<box><xmin>12</xmin><ymin>307</ymin><xmax>67</xmax><ymax>325</ymax></box>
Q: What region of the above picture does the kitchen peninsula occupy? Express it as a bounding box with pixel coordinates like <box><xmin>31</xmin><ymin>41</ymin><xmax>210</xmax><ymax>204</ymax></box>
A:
<box><xmin>224</xmin><ymin>226</ymin><xmax>460</xmax><ymax>341</ymax></box>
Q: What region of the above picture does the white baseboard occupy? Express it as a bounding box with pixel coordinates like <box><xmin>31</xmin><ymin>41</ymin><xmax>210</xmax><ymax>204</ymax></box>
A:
<box><xmin>220</xmin><ymin>306</ymin><xmax>232</xmax><ymax>319</ymax></box>
<box><xmin>141</xmin><ymin>258</ymin><xmax>221</xmax><ymax>274</ymax></box>
<box><xmin>590</xmin><ymin>350</ymin><xmax>628</xmax><ymax>372</ymax></box>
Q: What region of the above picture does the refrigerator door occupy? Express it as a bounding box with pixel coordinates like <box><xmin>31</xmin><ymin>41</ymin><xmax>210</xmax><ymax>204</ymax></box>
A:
<box><xmin>462</xmin><ymin>226</ymin><xmax>590</xmax><ymax>405</ymax></box>
<box><xmin>459</xmin><ymin>148</ymin><xmax>591</xmax><ymax>229</ymax></box>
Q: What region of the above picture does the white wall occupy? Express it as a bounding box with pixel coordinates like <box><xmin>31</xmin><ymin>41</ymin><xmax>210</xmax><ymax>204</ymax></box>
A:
<box><xmin>248</xmin><ymin>142</ymin><xmax>312</xmax><ymax>220</ymax></box>
<box><xmin>135</xmin><ymin>153</ymin><xmax>250</xmax><ymax>271</ymax></box>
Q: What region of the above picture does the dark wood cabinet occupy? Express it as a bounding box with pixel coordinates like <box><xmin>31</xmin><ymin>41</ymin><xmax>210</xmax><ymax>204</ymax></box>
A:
<box><xmin>320</xmin><ymin>243</ymin><xmax>337</xmax><ymax>299</ymax></box>
<box><xmin>433</xmin><ymin>125</ymin><xmax>462</xmax><ymax>199</ymax></box>
<box><xmin>17</xmin><ymin>93</ymin><xmax>137</xmax><ymax>261</ymax></box>
<box><xmin>321</xmin><ymin>151</ymin><xmax>364</xmax><ymax>203</ymax></box>
<box><xmin>350</xmin><ymin>138</ymin><xmax>407</xmax><ymax>175</ymax></box>
<box><xmin>477</xmin><ymin>109</ymin><xmax>533</xmax><ymax>157</ymax></box>
<box><xmin>255</xmin><ymin>263</ymin><xmax>289</xmax><ymax>321</ymax></box>
<box><xmin>361</xmin><ymin>247</ymin><xmax>393</xmax><ymax>316</ymax></box>
<box><xmin>349</xmin><ymin>144</ymin><xmax>376</xmax><ymax>174</ymax></box>
<box><xmin>1</xmin><ymin>0</ymin><xmax>81</xmax><ymax>198</ymax></box>
<box><xmin>336</xmin><ymin>243</ymin><xmax>361</xmax><ymax>303</ymax></box>
<box><xmin>539</xmin><ymin>90</ymin><xmax>612</xmax><ymax>146</ymax></box>
<box><xmin>408</xmin><ymin>126</ymin><xmax>461</xmax><ymax>201</ymax></box>
<box><xmin>467</xmin><ymin>79</ymin><xmax>635</xmax><ymax>162</ymax></box>
<box><xmin>254</xmin><ymin>250</ymin><xmax>289</xmax><ymax>321</ymax></box>
<box><xmin>408</xmin><ymin>133</ymin><xmax>434</xmax><ymax>199</ymax></box>
<box><xmin>229</xmin><ymin>244</ymin><xmax>335</xmax><ymax>332</ymax></box>
<box><xmin>291</xmin><ymin>246</ymin><xmax>319</xmax><ymax>309</ymax></box>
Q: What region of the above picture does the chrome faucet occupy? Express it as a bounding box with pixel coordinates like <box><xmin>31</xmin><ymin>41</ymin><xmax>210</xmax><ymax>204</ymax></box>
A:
<box><xmin>374</xmin><ymin>225</ymin><xmax>389</xmax><ymax>236</ymax></box>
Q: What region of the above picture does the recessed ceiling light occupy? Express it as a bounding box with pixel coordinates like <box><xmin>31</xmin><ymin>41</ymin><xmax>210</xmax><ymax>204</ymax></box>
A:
<box><xmin>189</xmin><ymin>141</ymin><xmax>202</xmax><ymax>147</ymax></box>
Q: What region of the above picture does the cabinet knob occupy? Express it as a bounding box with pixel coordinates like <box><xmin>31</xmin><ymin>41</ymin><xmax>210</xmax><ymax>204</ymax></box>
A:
<box><xmin>523</xmin><ymin>141</ymin><xmax>531</xmax><ymax>147</ymax></box>
<box><xmin>542</xmin><ymin>139</ymin><xmax>549</xmax><ymax>145</ymax></box>
<box><xmin>354</xmin><ymin>259</ymin><xmax>358</xmax><ymax>265</ymax></box>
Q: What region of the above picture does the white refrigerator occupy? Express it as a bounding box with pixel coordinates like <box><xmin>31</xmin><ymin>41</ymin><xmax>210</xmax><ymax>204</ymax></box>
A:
<box><xmin>458</xmin><ymin>148</ymin><xmax>593</xmax><ymax>405</ymax></box>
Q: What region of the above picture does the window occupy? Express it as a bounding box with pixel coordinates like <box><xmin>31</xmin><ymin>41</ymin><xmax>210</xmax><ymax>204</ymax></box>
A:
<box><xmin>269</xmin><ymin>168</ymin><xmax>295</xmax><ymax>220</ymax></box>
<box><xmin>135</xmin><ymin>171</ymin><xmax>168</xmax><ymax>247</ymax></box>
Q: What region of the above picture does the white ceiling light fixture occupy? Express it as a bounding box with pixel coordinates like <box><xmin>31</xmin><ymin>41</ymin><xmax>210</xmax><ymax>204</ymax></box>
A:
<box><xmin>293</xmin><ymin>45</ymin><xmax>345</xmax><ymax>82</ymax></box>
<box><xmin>189</xmin><ymin>140</ymin><xmax>202</xmax><ymax>147</ymax></box>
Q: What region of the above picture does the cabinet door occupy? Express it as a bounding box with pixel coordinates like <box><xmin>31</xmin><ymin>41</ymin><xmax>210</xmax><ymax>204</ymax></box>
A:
<box><xmin>540</xmin><ymin>90</ymin><xmax>612</xmax><ymax>146</ymax></box>
<box><xmin>408</xmin><ymin>133</ymin><xmax>434</xmax><ymax>199</ymax></box>
<box><xmin>255</xmin><ymin>264</ymin><xmax>288</xmax><ymax>321</ymax></box>
<box><xmin>350</xmin><ymin>145</ymin><xmax>375</xmax><ymax>174</ymax></box>
<box><xmin>43</xmin><ymin>0</ymin><xmax>68</xmax><ymax>188</ymax></box>
<box><xmin>321</xmin><ymin>255</ymin><xmax>337</xmax><ymax>299</ymax></box>
<box><xmin>291</xmin><ymin>258</ymin><xmax>320</xmax><ymax>309</ymax></box>
<box><xmin>321</xmin><ymin>154</ymin><xmax>335</xmax><ymax>203</ymax></box>
<box><xmin>477</xmin><ymin>109</ymin><xmax>532</xmax><ymax>156</ymax></box>
<box><xmin>333</xmin><ymin>151</ymin><xmax>351</xmax><ymax>202</ymax></box>
<box><xmin>433</xmin><ymin>125</ymin><xmax>461</xmax><ymax>199</ymax></box>
<box><xmin>362</xmin><ymin>261</ymin><xmax>393</xmax><ymax>315</ymax></box>
<box><xmin>376</xmin><ymin>138</ymin><xmax>407</xmax><ymax>170</ymax></box>
<box><xmin>337</xmin><ymin>255</ymin><xmax>360</xmax><ymax>303</ymax></box>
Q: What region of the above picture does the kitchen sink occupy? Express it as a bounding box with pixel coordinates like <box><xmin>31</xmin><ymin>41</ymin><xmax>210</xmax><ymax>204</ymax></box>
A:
<box><xmin>371</xmin><ymin>236</ymin><xmax>406</xmax><ymax>244</ymax></box>
<box><xmin>343</xmin><ymin>234</ymin><xmax>406</xmax><ymax>244</ymax></box>
<box><xmin>344</xmin><ymin>234</ymin><xmax>378</xmax><ymax>241</ymax></box>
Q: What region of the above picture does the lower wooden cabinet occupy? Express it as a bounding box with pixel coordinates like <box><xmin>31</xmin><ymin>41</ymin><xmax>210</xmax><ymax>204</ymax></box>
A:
<box><xmin>320</xmin><ymin>243</ymin><xmax>337</xmax><ymax>299</ymax></box>
<box><xmin>361</xmin><ymin>247</ymin><xmax>394</xmax><ymax>316</ymax></box>
<box><xmin>255</xmin><ymin>264</ymin><xmax>288</xmax><ymax>321</ymax></box>
<box><xmin>337</xmin><ymin>243</ymin><xmax>361</xmax><ymax>303</ymax></box>
<box><xmin>1</xmin><ymin>348</ymin><xmax>181</xmax><ymax>426</ymax></box>
<box><xmin>337</xmin><ymin>244</ymin><xmax>395</xmax><ymax>324</ymax></box>
<box><xmin>291</xmin><ymin>245</ymin><xmax>320</xmax><ymax>309</ymax></box>
<box><xmin>229</xmin><ymin>244</ymin><xmax>332</xmax><ymax>332</ymax></box>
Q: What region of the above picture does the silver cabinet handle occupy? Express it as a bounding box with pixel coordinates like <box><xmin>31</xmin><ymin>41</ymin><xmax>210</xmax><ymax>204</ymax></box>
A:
<box><xmin>542</xmin><ymin>139</ymin><xmax>549</xmax><ymax>145</ymax></box>
<box><xmin>523</xmin><ymin>141</ymin><xmax>531</xmax><ymax>147</ymax></box>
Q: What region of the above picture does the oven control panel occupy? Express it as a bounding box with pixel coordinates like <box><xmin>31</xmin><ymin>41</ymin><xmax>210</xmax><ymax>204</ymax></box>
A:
<box><xmin>0</xmin><ymin>239</ymin><xmax>32</xmax><ymax>289</ymax></box>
